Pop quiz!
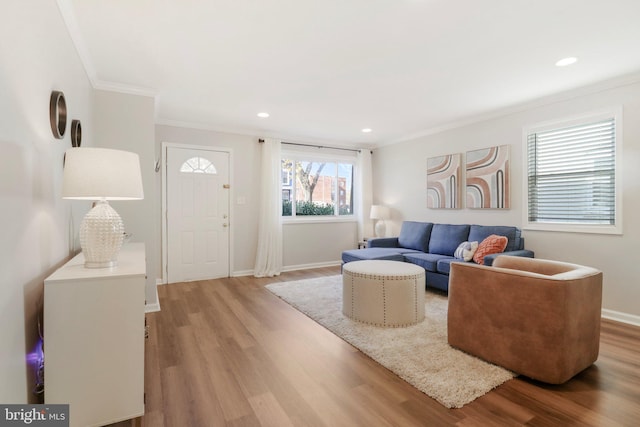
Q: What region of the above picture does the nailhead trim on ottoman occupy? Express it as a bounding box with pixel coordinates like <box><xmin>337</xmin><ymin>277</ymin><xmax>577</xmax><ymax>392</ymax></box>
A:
<box><xmin>342</xmin><ymin>260</ymin><xmax>426</xmax><ymax>327</ymax></box>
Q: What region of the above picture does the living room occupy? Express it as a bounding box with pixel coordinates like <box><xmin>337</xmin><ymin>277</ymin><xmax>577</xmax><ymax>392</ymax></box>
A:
<box><xmin>2</xmin><ymin>1</ymin><xmax>639</xmax><ymax>425</ymax></box>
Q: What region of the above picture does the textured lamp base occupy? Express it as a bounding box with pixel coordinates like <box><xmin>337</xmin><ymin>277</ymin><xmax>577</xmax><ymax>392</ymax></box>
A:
<box><xmin>80</xmin><ymin>200</ymin><xmax>125</xmax><ymax>268</ymax></box>
<box><xmin>374</xmin><ymin>220</ymin><xmax>386</xmax><ymax>238</ymax></box>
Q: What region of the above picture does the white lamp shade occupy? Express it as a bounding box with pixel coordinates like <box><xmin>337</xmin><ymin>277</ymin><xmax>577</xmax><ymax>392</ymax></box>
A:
<box><xmin>370</xmin><ymin>205</ymin><xmax>390</xmax><ymax>220</ymax></box>
<box><xmin>63</xmin><ymin>147</ymin><xmax>144</xmax><ymax>200</ymax></box>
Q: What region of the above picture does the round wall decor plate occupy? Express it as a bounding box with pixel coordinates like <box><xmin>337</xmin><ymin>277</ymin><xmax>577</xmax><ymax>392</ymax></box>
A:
<box><xmin>50</xmin><ymin>90</ymin><xmax>67</xmax><ymax>139</ymax></box>
<box><xmin>71</xmin><ymin>119</ymin><xmax>82</xmax><ymax>147</ymax></box>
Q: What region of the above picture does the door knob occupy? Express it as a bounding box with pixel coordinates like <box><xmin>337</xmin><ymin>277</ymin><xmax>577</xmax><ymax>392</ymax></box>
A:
<box><xmin>223</xmin><ymin>223</ymin><xmax>228</xmax><ymax>228</ymax></box>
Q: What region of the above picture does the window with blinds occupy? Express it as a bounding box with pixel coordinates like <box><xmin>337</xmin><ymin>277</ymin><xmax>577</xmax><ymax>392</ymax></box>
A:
<box><xmin>525</xmin><ymin>109</ymin><xmax>622</xmax><ymax>234</ymax></box>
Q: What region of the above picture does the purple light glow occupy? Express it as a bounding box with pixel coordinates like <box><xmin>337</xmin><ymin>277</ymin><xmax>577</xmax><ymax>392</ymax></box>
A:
<box><xmin>27</xmin><ymin>338</ymin><xmax>44</xmax><ymax>366</ymax></box>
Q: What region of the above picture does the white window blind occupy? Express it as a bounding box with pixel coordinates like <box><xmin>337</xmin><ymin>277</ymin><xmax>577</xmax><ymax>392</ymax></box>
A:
<box><xmin>527</xmin><ymin>118</ymin><xmax>616</xmax><ymax>225</ymax></box>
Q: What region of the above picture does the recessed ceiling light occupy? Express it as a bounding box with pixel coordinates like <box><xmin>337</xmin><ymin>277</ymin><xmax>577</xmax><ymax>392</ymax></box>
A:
<box><xmin>361</xmin><ymin>128</ymin><xmax>372</xmax><ymax>133</ymax></box>
<box><xmin>257</xmin><ymin>112</ymin><xmax>270</xmax><ymax>118</ymax></box>
<box><xmin>555</xmin><ymin>57</ymin><xmax>578</xmax><ymax>67</ymax></box>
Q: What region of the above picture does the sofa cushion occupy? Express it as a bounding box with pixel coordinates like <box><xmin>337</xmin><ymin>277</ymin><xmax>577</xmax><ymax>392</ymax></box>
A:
<box><xmin>437</xmin><ymin>258</ymin><xmax>466</xmax><ymax>275</ymax></box>
<box><xmin>473</xmin><ymin>234</ymin><xmax>508</xmax><ymax>264</ymax></box>
<box><xmin>454</xmin><ymin>241</ymin><xmax>479</xmax><ymax>262</ymax></box>
<box><xmin>429</xmin><ymin>224</ymin><xmax>471</xmax><ymax>256</ymax></box>
<box><xmin>398</xmin><ymin>221</ymin><xmax>433</xmax><ymax>252</ymax></box>
<box><xmin>342</xmin><ymin>247</ymin><xmax>418</xmax><ymax>263</ymax></box>
<box><xmin>404</xmin><ymin>252</ymin><xmax>452</xmax><ymax>272</ymax></box>
<box><xmin>367</xmin><ymin>237</ymin><xmax>399</xmax><ymax>248</ymax></box>
<box><xmin>469</xmin><ymin>225</ymin><xmax>520</xmax><ymax>252</ymax></box>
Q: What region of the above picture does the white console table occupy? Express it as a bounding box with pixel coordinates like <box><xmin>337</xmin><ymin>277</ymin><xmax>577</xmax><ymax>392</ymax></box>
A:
<box><xmin>44</xmin><ymin>243</ymin><xmax>146</xmax><ymax>427</ymax></box>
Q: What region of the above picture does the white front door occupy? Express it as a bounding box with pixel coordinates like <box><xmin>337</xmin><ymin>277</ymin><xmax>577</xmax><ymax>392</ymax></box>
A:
<box><xmin>166</xmin><ymin>146</ymin><xmax>230</xmax><ymax>283</ymax></box>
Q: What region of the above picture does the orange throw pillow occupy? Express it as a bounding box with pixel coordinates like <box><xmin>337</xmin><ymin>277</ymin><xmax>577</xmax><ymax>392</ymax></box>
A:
<box><xmin>473</xmin><ymin>234</ymin><xmax>508</xmax><ymax>264</ymax></box>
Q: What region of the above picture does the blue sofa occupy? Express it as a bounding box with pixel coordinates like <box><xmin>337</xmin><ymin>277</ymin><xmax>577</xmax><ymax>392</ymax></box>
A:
<box><xmin>342</xmin><ymin>221</ymin><xmax>534</xmax><ymax>292</ymax></box>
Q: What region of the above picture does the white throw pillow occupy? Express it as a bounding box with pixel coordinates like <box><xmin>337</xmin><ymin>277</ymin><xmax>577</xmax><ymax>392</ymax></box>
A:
<box><xmin>453</xmin><ymin>241</ymin><xmax>479</xmax><ymax>262</ymax></box>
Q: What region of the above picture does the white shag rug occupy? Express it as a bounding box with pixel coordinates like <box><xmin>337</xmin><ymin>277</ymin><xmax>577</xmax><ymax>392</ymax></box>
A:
<box><xmin>266</xmin><ymin>275</ymin><xmax>514</xmax><ymax>408</ymax></box>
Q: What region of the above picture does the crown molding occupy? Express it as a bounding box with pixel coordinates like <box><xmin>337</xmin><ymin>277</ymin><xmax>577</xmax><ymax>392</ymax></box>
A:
<box><xmin>93</xmin><ymin>80</ymin><xmax>157</xmax><ymax>98</ymax></box>
<box><xmin>380</xmin><ymin>71</ymin><xmax>640</xmax><ymax>147</ymax></box>
<box><xmin>156</xmin><ymin>118</ymin><xmax>371</xmax><ymax>150</ymax></box>
<box><xmin>57</xmin><ymin>0</ymin><xmax>157</xmax><ymax>98</ymax></box>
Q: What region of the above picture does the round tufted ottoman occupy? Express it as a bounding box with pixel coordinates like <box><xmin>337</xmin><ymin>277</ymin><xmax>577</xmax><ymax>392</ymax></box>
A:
<box><xmin>342</xmin><ymin>260</ymin><xmax>425</xmax><ymax>327</ymax></box>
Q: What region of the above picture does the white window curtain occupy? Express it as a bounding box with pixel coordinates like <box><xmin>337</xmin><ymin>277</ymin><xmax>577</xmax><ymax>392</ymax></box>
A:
<box><xmin>254</xmin><ymin>138</ymin><xmax>283</xmax><ymax>277</ymax></box>
<box><xmin>355</xmin><ymin>149</ymin><xmax>373</xmax><ymax>241</ymax></box>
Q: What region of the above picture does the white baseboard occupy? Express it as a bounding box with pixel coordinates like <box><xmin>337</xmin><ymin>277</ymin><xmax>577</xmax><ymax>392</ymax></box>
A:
<box><xmin>232</xmin><ymin>269</ymin><xmax>254</xmax><ymax>277</ymax></box>
<box><xmin>282</xmin><ymin>260</ymin><xmax>342</xmax><ymax>272</ymax></box>
<box><xmin>145</xmin><ymin>280</ymin><xmax>162</xmax><ymax>313</ymax></box>
<box><xmin>145</xmin><ymin>302</ymin><xmax>161</xmax><ymax>313</ymax></box>
<box><xmin>602</xmin><ymin>309</ymin><xmax>640</xmax><ymax>327</ymax></box>
<box><xmin>232</xmin><ymin>261</ymin><xmax>342</xmax><ymax>277</ymax></box>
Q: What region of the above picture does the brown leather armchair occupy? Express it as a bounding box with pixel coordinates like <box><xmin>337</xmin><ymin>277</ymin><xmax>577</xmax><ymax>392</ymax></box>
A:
<box><xmin>447</xmin><ymin>255</ymin><xmax>603</xmax><ymax>384</ymax></box>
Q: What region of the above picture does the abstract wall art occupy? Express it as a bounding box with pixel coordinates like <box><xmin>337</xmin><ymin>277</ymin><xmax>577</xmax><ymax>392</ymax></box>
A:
<box><xmin>427</xmin><ymin>153</ymin><xmax>461</xmax><ymax>209</ymax></box>
<box><xmin>466</xmin><ymin>145</ymin><xmax>510</xmax><ymax>209</ymax></box>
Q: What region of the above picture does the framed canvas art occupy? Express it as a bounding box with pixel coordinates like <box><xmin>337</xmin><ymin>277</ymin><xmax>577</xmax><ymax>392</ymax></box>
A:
<box><xmin>427</xmin><ymin>153</ymin><xmax>461</xmax><ymax>209</ymax></box>
<box><xmin>466</xmin><ymin>145</ymin><xmax>510</xmax><ymax>209</ymax></box>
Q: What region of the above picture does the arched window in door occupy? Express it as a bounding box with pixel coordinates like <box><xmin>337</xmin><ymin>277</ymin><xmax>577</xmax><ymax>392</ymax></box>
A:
<box><xmin>180</xmin><ymin>157</ymin><xmax>217</xmax><ymax>174</ymax></box>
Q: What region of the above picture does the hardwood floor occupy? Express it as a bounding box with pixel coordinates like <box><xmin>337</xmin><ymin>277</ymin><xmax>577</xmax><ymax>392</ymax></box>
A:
<box><xmin>137</xmin><ymin>267</ymin><xmax>640</xmax><ymax>426</ymax></box>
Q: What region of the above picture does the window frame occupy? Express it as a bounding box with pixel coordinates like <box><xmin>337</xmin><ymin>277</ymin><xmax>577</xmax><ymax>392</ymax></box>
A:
<box><xmin>179</xmin><ymin>156</ymin><xmax>218</xmax><ymax>174</ymax></box>
<box><xmin>522</xmin><ymin>107</ymin><xmax>623</xmax><ymax>235</ymax></box>
<box><xmin>281</xmin><ymin>150</ymin><xmax>357</xmax><ymax>223</ymax></box>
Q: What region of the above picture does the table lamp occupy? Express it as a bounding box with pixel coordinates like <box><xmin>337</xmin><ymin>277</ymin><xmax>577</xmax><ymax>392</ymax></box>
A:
<box><xmin>62</xmin><ymin>147</ymin><xmax>144</xmax><ymax>268</ymax></box>
<box><xmin>370</xmin><ymin>205</ymin><xmax>390</xmax><ymax>238</ymax></box>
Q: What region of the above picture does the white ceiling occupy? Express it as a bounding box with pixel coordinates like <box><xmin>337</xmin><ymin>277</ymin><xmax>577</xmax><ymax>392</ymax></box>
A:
<box><xmin>61</xmin><ymin>0</ymin><xmax>640</xmax><ymax>146</ymax></box>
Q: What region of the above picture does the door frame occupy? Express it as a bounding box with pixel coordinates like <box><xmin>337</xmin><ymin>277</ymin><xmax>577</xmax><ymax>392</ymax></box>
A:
<box><xmin>161</xmin><ymin>142</ymin><xmax>234</xmax><ymax>284</ymax></box>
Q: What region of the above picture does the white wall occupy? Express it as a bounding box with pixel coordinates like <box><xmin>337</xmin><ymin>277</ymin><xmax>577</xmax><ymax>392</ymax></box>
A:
<box><xmin>155</xmin><ymin>125</ymin><xmax>356</xmax><ymax>275</ymax></box>
<box><xmin>0</xmin><ymin>0</ymin><xmax>94</xmax><ymax>402</ymax></box>
<box><xmin>373</xmin><ymin>78</ymin><xmax>640</xmax><ymax>320</ymax></box>
<box><xmin>283</xmin><ymin>221</ymin><xmax>357</xmax><ymax>270</ymax></box>
<box><xmin>93</xmin><ymin>91</ymin><xmax>158</xmax><ymax>306</ymax></box>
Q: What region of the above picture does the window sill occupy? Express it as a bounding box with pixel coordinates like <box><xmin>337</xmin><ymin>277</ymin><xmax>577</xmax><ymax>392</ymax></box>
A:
<box><xmin>523</xmin><ymin>222</ymin><xmax>622</xmax><ymax>235</ymax></box>
<box><xmin>282</xmin><ymin>216</ymin><xmax>357</xmax><ymax>225</ymax></box>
